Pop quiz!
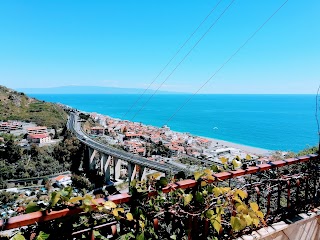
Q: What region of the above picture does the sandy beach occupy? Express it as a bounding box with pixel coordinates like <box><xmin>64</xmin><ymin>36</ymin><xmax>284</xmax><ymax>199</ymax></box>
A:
<box><xmin>205</xmin><ymin>136</ymin><xmax>272</xmax><ymax>156</ymax></box>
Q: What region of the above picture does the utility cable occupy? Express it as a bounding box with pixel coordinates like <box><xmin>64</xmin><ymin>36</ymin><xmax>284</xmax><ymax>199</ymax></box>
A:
<box><xmin>164</xmin><ymin>0</ymin><xmax>289</xmax><ymax>125</ymax></box>
<box><xmin>131</xmin><ymin>0</ymin><xmax>236</xmax><ymax>121</ymax></box>
<box><xmin>315</xmin><ymin>83</ymin><xmax>320</xmax><ymax>153</ymax></box>
<box><xmin>121</xmin><ymin>0</ymin><xmax>224</xmax><ymax>119</ymax></box>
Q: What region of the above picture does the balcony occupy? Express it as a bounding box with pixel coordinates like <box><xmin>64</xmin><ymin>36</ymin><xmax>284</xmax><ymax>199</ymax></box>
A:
<box><xmin>0</xmin><ymin>154</ymin><xmax>319</xmax><ymax>239</ymax></box>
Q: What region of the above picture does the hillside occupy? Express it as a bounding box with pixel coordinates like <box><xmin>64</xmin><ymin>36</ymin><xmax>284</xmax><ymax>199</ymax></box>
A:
<box><xmin>0</xmin><ymin>85</ymin><xmax>68</xmax><ymax>127</ymax></box>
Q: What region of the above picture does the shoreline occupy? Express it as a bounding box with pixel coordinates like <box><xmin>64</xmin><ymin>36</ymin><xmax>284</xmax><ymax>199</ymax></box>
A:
<box><xmin>85</xmin><ymin>109</ymin><xmax>273</xmax><ymax>156</ymax></box>
<box><xmin>204</xmin><ymin>136</ymin><xmax>272</xmax><ymax>156</ymax></box>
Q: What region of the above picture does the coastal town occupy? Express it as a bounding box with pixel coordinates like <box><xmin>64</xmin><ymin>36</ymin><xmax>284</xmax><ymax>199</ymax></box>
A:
<box><xmin>87</xmin><ymin>111</ymin><xmax>268</xmax><ymax>166</ymax></box>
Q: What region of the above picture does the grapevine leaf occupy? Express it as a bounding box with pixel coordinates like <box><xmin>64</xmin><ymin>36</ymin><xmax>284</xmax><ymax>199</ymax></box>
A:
<box><xmin>212</xmin><ymin>219</ymin><xmax>222</xmax><ymax>233</ymax></box>
<box><xmin>253</xmin><ymin>217</ymin><xmax>260</xmax><ymax>227</ymax></box>
<box><xmin>183</xmin><ymin>194</ymin><xmax>193</xmax><ymax>206</ymax></box>
<box><xmin>211</xmin><ymin>165</ymin><xmax>219</xmax><ymax>172</ymax></box>
<box><xmin>236</xmin><ymin>189</ymin><xmax>248</xmax><ymax>200</ymax></box>
<box><xmin>112</xmin><ymin>209</ymin><xmax>119</xmax><ymax>217</ymax></box>
<box><xmin>256</xmin><ymin>210</ymin><xmax>264</xmax><ymax>219</ymax></box>
<box><xmin>50</xmin><ymin>192</ymin><xmax>61</xmax><ymax>207</ymax></box>
<box><xmin>216</xmin><ymin>206</ymin><xmax>224</xmax><ymax>215</ymax></box>
<box><xmin>250</xmin><ymin>202</ymin><xmax>259</xmax><ymax>212</ymax></box>
<box><xmin>222</xmin><ymin>187</ymin><xmax>231</xmax><ymax>193</ymax></box>
<box><xmin>10</xmin><ymin>233</ymin><xmax>26</xmax><ymax>240</ymax></box>
<box><xmin>136</xmin><ymin>232</ymin><xmax>145</xmax><ymax>240</ymax></box>
<box><xmin>126</xmin><ymin>213</ymin><xmax>134</xmax><ymax>221</ymax></box>
<box><xmin>25</xmin><ymin>202</ymin><xmax>41</xmax><ymax>214</ymax></box>
<box><xmin>213</xmin><ymin>187</ymin><xmax>222</xmax><ymax>197</ymax></box>
<box><xmin>243</xmin><ymin>214</ymin><xmax>253</xmax><ymax>226</ymax></box>
<box><xmin>195</xmin><ymin>191</ymin><xmax>204</xmax><ymax>203</ymax></box>
<box><xmin>232</xmin><ymin>159</ymin><xmax>241</xmax><ymax>169</ymax></box>
<box><xmin>158</xmin><ymin>177</ymin><xmax>168</xmax><ymax>187</ymax></box>
<box><xmin>206</xmin><ymin>210</ymin><xmax>214</xmax><ymax>219</ymax></box>
<box><xmin>68</xmin><ymin>196</ymin><xmax>84</xmax><ymax>203</ymax></box>
<box><xmin>236</xmin><ymin>204</ymin><xmax>247</xmax><ymax>214</ymax></box>
<box><xmin>220</xmin><ymin>157</ymin><xmax>228</xmax><ymax>164</ymax></box>
<box><xmin>230</xmin><ymin>216</ymin><xmax>243</xmax><ymax>232</ymax></box>
<box><xmin>201</xmin><ymin>181</ymin><xmax>207</xmax><ymax>187</ymax></box>
<box><xmin>35</xmin><ymin>231</ymin><xmax>50</xmax><ymax>240</ymax></box>
<box><xmin>194</xmin><ymin>171</ymin><xmax>204</xmax><ymax>181</ymax></box>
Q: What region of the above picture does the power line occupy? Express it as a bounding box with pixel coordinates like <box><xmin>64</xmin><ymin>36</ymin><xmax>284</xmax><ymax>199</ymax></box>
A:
<box><xmin>121</xmin><ymin>0</ymin><xmax>224</xmax><ymax>119</ymax></box>
<box><xmin>131</xmin><ymin>0</ymin><xmax>236</xmax><ymax>121</ymax></box>
<box><xmin>164</xmin><ymin>0</ymin><xmax>289</xmax><ymax>125</ymax></box>
<box><xmin>315</xmin><ymin>83</ymin><xmax>320</xmax><ymax>152</ymax></box>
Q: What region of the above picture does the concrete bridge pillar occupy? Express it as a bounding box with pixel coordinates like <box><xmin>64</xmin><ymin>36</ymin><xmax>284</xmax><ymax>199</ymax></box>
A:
<box><xmin>101</xmin><ymin>154</ymin><xmax>112</xmax><ymax>183</ymax></box>
<box><xmin>139</xmin><ymin>166</ymin><xmax>147</xmax><ymax>181</ymax></box>
<box><xmin>89</xmin><ymin>148</ymin><xmax>97</xmax><ymax>170</ymax></box>
<box><xmin>113</xmin><ymin>157</ymin><xmax>122</xmax><ymax>181</ymax></box>
<box><xmin>128</xmin><ymin>163</ymin><xmax>137</xmax><ymax>182</ymax></box>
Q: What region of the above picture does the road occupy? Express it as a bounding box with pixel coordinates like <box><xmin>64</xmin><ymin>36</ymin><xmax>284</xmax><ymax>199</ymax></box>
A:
<box><xmin>67</xmin><ymin>113</ymin><xmax>185</xmax><ymax>174</ymax></box>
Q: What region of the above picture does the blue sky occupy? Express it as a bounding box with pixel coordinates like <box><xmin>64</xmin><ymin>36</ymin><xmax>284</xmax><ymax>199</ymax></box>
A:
<box><xmin>0</xmin><ymin>0</ymin><xmax>319</xmax><ymax>93</ymax></box>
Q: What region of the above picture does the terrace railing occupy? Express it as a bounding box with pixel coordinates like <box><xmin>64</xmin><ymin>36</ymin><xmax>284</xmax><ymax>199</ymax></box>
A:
<box><xmin>0</xmin><ymin>154</ymin><xmax>319</xmax><ymax>239</ymax></box>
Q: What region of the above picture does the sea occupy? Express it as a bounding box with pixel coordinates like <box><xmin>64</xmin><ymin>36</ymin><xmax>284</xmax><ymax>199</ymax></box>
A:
<box><xmin>31</xmin><ymin>94</ymin><xmax>318</xmax><ymax>153</ymax></box>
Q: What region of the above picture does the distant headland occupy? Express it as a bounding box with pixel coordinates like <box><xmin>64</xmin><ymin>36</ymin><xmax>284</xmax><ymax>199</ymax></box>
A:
<box><xmin>16</xmin><ymin>86</ymin><xmax>186</xmax><ymax>95</ymax></box>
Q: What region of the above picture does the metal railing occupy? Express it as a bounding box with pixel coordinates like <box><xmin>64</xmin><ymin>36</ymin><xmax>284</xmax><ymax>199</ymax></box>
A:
<box><xmin>0</xmin><ymin>154</ymin><xmax>319</xmax><ymax>239</ymax></box>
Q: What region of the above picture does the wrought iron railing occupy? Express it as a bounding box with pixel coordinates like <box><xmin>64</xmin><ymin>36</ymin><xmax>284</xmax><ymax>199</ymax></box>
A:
<box><xmin>0</xmin><ymin>154</ymin><xmax>319</xmax><ymax>239</ymax></box>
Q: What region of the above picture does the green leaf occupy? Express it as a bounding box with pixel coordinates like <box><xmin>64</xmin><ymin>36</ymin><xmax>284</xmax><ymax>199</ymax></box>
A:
<box><xmin>50</xmin><ymin>191</ymin><xmax>61</xmax><ymax>207</ymax></box>
<box><xmin>253</xmin><ymin>217</ymin><xmax>260</xmax><ymax>227</ymax></box>
<box><xmin>136</xmin><ymin>232</ymin><xmax>145</xmax><ymax>240</ymax></box>
<box><xmin>213</xmin><ymin>187</ymin><xmax>222</xmax><ymax>197</ymax></box>
<box><xmin>243</xmin><ymin>214</ymin><xmax>253</xmax><ymax>226</ymax></box>
<box><xmin>183</xmin><ymin>194</ymin><xmax>193</xmax><ymax>206</ymax></box>
<box><xmin>69</xmin><ymin>196</ymin><xmax>84</xmax><ymax>203</ymax></box>
<box><xmin>213</xmin><ymin>219</ymin><xmax>222</xmax><ymax>233</ymax></box>
<box><xmin>10</xmin><ymin>233</ymin><xmax>26</xmax><ymax>240</ymax></box>
<box><xmin>35</xmin><ymin>231</ymin><xmax>50</xmax><ymax>240</ymax></box>
<box><xmin>61</xmin><ymin>186</ymin><xmax>73</xmax><ymax>199</ymax></box>
<box><xmin>210</xmin><ymin>214</ymin><xmax>222</xmax><ymax>233</ymax></box>
<box><xmin>230</xmin><ymin>216</ymin><xmax>244</xmax><ymax>232</ymax></box>
<box><xmin>158</xmin><ymin>177</ymin><xmax>168</xmax><ymax>187</ymax></box>
<box><xmin>201</xmin><ymin>181</ymin><xmax>207</xmax><ymax>187</ymax></box>
<box><xmin>205</xmin><ymin>209</ymin><xmax>214</xmax><ymax>219</ymax></box>
<box><xmin>130</xmin><ymin>179</ymin><xmax>137</xmax><ymax>187</ymax></box>
<box><xmin>221</xmin><ymin>187</ymin><xmax>231</xmax><ymax>193</ymax></box>
<box><xmin>93</xmin><ymin>230</ymin><xmax>108</xmax><ymax>240</ymax></box>
<box><xmin>216</xmin><ymin>206</ymin><xmax>224</xmax><ymax>215</ymax></box>
<box><xmin>256</xmin><ymin>210</ymin><xmax>264</xmax><ymax>219</ymax></box>
<box><xmin>236</xmin><ymin>204</ymin><xmax>247</xmax><ymax>214</ymax></box>
<box><xmin>116</xmin><ymin>207</ymin><xmax>124</xmax><ymax>213</ymax></box>
<box><xmin>194</xmin><ymin>171</ymin><xmax>204</xmax><ymax>181</ymax></box>
<box><xmin>112</xmin><ymin>209</ymin><xmax>119</xmax><ymax>217</ymax></box>
<box><xmin>104</xmin><ymin>201</ymin><xmax>117</xmax><ymax>209</ymax></box>
<box><xmin>235</xmin><ymin>189</ymin><xmax>248</xmax><ymax>200</ymax></box>
<box><xmin>211</xmin><ymin>164</ymin><xmax>219</xmax><ymax>172</ymax></box>
<box><xmin>220</xmin><ymin>157</ymin><xmax>228</xmax><ymax>164</ymax></box>
<box><xmin>232</xmin><ymin>159</ymin><xmax>241</xmax><ymax>169</ymax></box>
<box><xmin>250</xmin><ymin>202</ymin><xmax>259</xmax><ymax>212</ymax></box>
<box><xmin>25</xmin><ymin>202</ymin><xmax>41</xmax><ymax>213</ymax></box>
<box><xmin>126</xmin><ymin>212</ymin><xmax>134</xmax><ymax>221</ymax></box>
<box><xmin>195</xmin><ymin>191</ymin><xmax>204</xmax><ymax>203</ymax></box>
